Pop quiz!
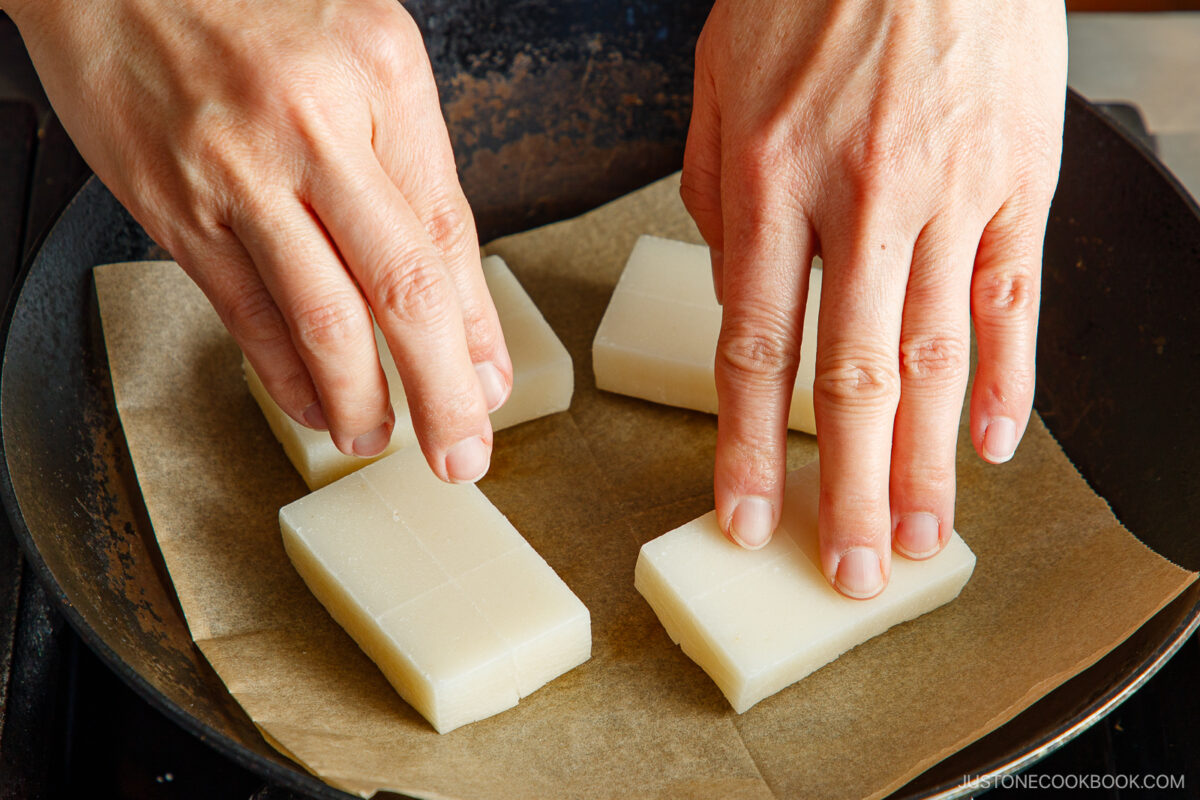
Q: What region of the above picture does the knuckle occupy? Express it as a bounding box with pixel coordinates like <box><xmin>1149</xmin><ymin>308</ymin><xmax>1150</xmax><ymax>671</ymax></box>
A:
<box><xmin>283</xmin><ymin>87</ymin><xmax>336</xmax><ymax>141</ymax></box>
<box><xmin>894</xmin><ymin>460</ymin><xmax>955</xmax><ymax>493</ymax></box>
<box><xmin>222</xmin><ymin>285</ymin><xmax>288</xmax><ymax>346</ymax></box>
<box><xmin>841</xmin><ymin>131</ymin><xmax>901</xmax><ymax>200</ymax></box>
<box><xmin>275</xmin><ymin>365</ymin><xmax>313</xmax><ymax>400</ymax></box>
<box><xmin>184</xmin><ymin>123</ymin><xmax>232</xmax><ymax>171</ymax></box>
<box><xmin>269</xmin><ymin>89</ymin><xmax>347</xmax><ymax>165</ymax></box>
<box><xmin>985</xmin><ymin>368</ymin><xmax>1037</xmax><ymax>408</ymax></box>
<box><xmin>423</xmin><ymin>200</ymin><xmax>476</xmax><ymax>254</ymax></box>
<box><xmin>898</xmin><ymin>334</ymin><xmax>969</xmax><ymax>386</ymax></box>
<box><xmin>814</xmin><ymin>354</ymin><xmax>900</xmax><ymax>410</ymax></box>
<box><xmin>223</xmin><ymin>182</ymin><xmax>287</xmax><ymax>229</ymax></box>
<box><xmin>843</xmin><ymin>156</ymin><xmax>889</xmax><ymax>203</ymax></box>
<box><xmin>444</xmin><ymin>382</ymin><xmax>484</xmax><ymax>421</ymax></box>
<box><xmin>975</xmin><ymin>270</ymin><xmax>1039</xmax><ymax>318</ymax></box>
<box><xmin>462</xmin><ymin>309</ymin><xmax>501</xmax><ymax>356</ymax></box>
<box><xmin>291</xmin><ymin>297</ymin><xmax>365</xmax><ymax>355</ymax></box>
<box><xmin>355</xmin><ymin>7</ymin><xmax>423</xmax><ymax>77</ymax></box>
<box><xmin>719</xmin><ymin>429</ymin><xmax>778</xmax><ymax>471</ymax></box>
<box><xmin>818</xmin><ymin>486</ymin><xmax>891</xmax><ymax>537</ymax></box>
<box><xmin>717</xmin><ymin>318</ymin><xmax>797</xmax><ymax>384</ymax></box>
<box><xmin>725</xmin><ymin>139</ymin><xmax>787</xmax><ymax>190</ymax></box>
<box><xmin>411</xmin><ymin>378</ymin><xmax>484</xmax><ymax>430</ymax></box>
<box><xmin>375</xmin><ymin>256</ymin><xmax>454</xmax><ymax>326</ymax></box>
<box><xmin>265</xmin><ymin>365</ymin><xmax>316</xmax><ymax>413</ymax></box>
<box><xmin>720</xmin><ymin>143</ymin><xmax>806</xmax><ymax>234</ymax></box>
<box><xmin>177</xmin><ymin>129</ymin><xmax>250</xmax><ymax>206</ymax></box>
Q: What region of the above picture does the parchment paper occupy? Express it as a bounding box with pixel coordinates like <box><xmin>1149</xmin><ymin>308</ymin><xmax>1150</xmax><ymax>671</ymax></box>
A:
<box><xmin>95</xmin><ymin>173</ymin><xmax>1196</xmax><ymax>800</ymax></box>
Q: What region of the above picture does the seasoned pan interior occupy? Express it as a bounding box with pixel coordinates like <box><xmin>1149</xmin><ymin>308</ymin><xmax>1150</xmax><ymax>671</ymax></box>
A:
<box><xmin>2</xmin><ymin>80</ymin><xmax>1198</xmax><ymax>800</ymax></box>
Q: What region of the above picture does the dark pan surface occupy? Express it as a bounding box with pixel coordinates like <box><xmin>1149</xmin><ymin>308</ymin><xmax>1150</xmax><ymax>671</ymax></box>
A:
<box><xmin>1</xmin><ymin>60</ymin><xmax>1197</xmax><ymax>800</ymax></box>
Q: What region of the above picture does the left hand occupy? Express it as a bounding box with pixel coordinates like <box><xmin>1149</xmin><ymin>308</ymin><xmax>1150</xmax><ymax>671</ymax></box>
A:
<box><xmin>8</xmin><ymin>0</ymin><xmax>511</xmax><ymax>483</ymax></box>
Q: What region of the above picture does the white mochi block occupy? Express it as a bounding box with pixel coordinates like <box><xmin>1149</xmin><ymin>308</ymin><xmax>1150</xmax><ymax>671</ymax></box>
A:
<box><xmin>280</xmin><ymin>447</ymin><xmax>591</xmax><ymax>734</ymax></box>
<box><xmin>635</xmin><ymin>460</ymin><xmax>975</xmax><ymax>713</ymax></box>
<box><xmin>593</xmin><ymin>235</ymin><xmax>821</xmax><ymax>433</ymax></box>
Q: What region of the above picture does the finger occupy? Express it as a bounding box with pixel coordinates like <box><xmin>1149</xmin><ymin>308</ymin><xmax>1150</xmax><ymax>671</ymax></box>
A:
<box><xmin>712</xmin><ymin>181</ymin><xmax>815</xmax><ymax>552</ymax></box>
<box><xmin>710</xmin><ymin>248</ymin><xmax>725</xmax><ymax>306</ymax></box>
<box><xmin>228</xmin><ymin>196</ymin><xmax>394</xmax><ymax>457</ymax></box>
<box><xmin>890</xmin><ymin>219</ymin><xmax>974</xmax><ymax>561</ymax></box>
<box><xmin>373</xmin><ymin>109</ymin><xmax>513</xmax><ymax>413</ymax></box>
<box><xmin>970</xmin><ymin>193</ymin><xmax>1044</xmax><ymax>464</ymax></box>
<box><xmin>813</xmin><ymin>215</ymin><xmax>911</xmax><ymax>599</ymax></box>
<box><xmin>679</xmin><ymin>58</ymin><xmax>724</xmax><ymax>303</ymax></box>
<box><xmin>312</xmin><ymin>153</ymin><xmax>494</xmax><ymax>484</ymax></box>
<box><xmin>179</xmin><ymin>231</ymin><xmax>323</xmax><ymax>429</ymax></box>
<box><xmin>417</xmin><ymin>190</ymin><xmax>511</xmax><ymax>413</ymax></box>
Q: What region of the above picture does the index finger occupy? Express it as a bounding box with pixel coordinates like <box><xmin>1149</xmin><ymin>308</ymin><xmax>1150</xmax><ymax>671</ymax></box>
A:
<box><xmin>713</xmin><ymin>182</ymin><xmax>815</xmax><ymax>551</ymax></box>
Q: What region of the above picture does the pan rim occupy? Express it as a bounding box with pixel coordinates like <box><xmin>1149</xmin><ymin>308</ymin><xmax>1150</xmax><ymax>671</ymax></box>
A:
<box><xmin>0</xmin><ymin>90</ymin><xmax>1196</xmax><ymax>799</ymax></box>
<box><xmin>0</xmin><ymin>177</ymin><xmax>367</xmax><ymax>800</ymax></box>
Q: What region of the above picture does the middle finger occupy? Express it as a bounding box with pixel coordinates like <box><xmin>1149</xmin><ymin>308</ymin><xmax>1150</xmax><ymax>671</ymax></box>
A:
<box><xmin>813</xmin><ymin>210</ymin><xmax>912</xmax><ymax>598</ymax></box>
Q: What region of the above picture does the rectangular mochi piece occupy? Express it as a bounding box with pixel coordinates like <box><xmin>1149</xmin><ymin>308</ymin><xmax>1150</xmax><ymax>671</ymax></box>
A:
<box><xmin>593</xmin><ymin>235</ymin><xmax>821</xmax><ymax>433</ymax></box>
<box><xmin>634</xmin><ymin>460</ymin><xmax>975</xmax><ymax>714</ymax></box>
<box><xmin>247</xmin><ymin>255</ymin><xmax>574</xmax><ymax>489</ymax></box>
<box><xmin>279</xmin><ymin>447</ymin><xmax>591</xmax><ymax>734</ymax></box>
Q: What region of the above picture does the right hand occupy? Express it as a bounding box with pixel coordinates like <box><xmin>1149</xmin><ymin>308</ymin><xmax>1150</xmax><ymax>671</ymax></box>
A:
<box><xmin>680</xmin><ymin>0</ymin><xmax>1065</xmax><ymax>598</ymax></box>
<box><xmin>8</xmin><ymin>0</ymin><xmax>511</xmax><ymax>482</ymax></box>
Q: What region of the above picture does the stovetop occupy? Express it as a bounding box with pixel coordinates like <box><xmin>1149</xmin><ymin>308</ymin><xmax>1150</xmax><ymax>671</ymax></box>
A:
<box><xmin>0</xmin><ymin>12</ymin><xmax>1197</xmax><ymax>800</ymax></box>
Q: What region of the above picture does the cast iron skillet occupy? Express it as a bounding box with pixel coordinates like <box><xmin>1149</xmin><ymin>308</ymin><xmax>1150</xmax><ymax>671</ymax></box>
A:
<box><xmin>1</xmin><ymin>25</ymin><xmax>1198</xmax><ymax>794</ymax></box>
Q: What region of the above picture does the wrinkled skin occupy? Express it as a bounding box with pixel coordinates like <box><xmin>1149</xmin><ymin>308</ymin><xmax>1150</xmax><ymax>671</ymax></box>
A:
<box><xmin>681</xmin><ymin>0</ymin><xmax>1067</xmax><ymax>597</ymax></box>
<box><xmin>8</xmin><ymin>0</ymin><xmax>1067</xmax><ymax>600</ymax></box>
<box><xmin>8</xmin><ymin>0</ymin><xmax>510</xmax><ymax>483</ymax></box>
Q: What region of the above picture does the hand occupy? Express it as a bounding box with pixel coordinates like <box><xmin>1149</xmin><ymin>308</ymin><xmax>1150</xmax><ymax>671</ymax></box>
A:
<box><xmin>8</xmin><ymin>0</ymin><xmax>511</xmax><ymax>482</ymax></box>
<box><xmin>680</xmin><ymin>0</ymin><xmax>1066</xmax><ymax>597</ymax></box>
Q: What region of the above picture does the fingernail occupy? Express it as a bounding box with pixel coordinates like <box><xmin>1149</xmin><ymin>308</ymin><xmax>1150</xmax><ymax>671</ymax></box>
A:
<box><xmin>352</xmin><ymin>420</ymin><xmax>393</xmax><ymax>457</ymax></box>
<box><xmin>983</xmin><ymin>417</ymin><xmax>1017</xmax><ymax>464</ymax></box>
<box><xmin>894</xmin><ymin>513</ymin><xmax>941</xmax><ymax>559</ymax></box>
<box><xmin>834</xmin><ymin>547</ymin><xmax>884</xmax><ymax>599</ymax></box>
<box><xmin>730</xmin><ymin>496</ymin><xmax>774</xmax><ymax>549</ymax></box>
<box><xmin>302</xmin><ymin>402</ymin><xmax>327</xmax><ymax>430</ymax></box>
<box><xmin>475</xmin><ymin>362</ymin><xmax>509</xmax><ymax>413</ymax></box>
<box><xmin>445</xmin><ymin>436</ymin><xmax>490</xmax><ymax>483</ymax></box>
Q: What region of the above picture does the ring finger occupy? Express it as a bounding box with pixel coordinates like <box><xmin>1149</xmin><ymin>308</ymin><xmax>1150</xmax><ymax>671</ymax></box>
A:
<box><xmin>890</xmin><ymin>217</ymin><xmax>976</xmax><ymax>560</ymax></box>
